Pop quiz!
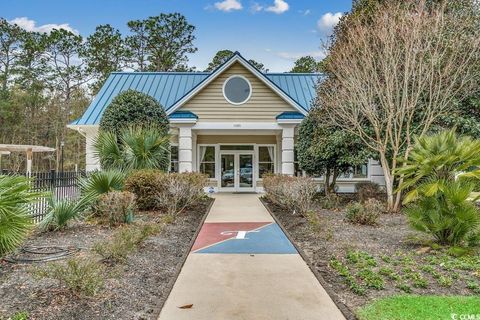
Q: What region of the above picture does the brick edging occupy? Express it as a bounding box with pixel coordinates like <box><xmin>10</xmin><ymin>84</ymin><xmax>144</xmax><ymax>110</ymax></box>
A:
<box><xmin>152</xmin><ymin>197</ymin><xmax>215</xmax><ymax>319</ymax></box>
<box><xmin>260</xmin><ymin>197</ymin><xmax>357</xmax><ymax>320</ymax></box>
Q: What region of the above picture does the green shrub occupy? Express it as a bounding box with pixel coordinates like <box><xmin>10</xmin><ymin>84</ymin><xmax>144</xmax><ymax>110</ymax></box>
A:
<box><xmin>34</xmin><ymin>257</ymin><xmax>105</xmax><ymax>296</ymax></box>
<box><xmin>125</xmin><ymin>170</ymin><xmax>207</xmax><ymax>215</ymax></box>
<box><xmin>99</xmin><ymin>89</ymin><xmax>169</xmax><ymax>136</ymax></box>
<box><xmin>92</xmin><ymin>224</ymin><xmax>160</xmax><ymax>263</ymax></box>
<box><xmin>345</xmin><ymin>199</ymin><xmax>383</xmax><ymax>225</ymax></box>
<box><xmin>124</xmin><ymin>169</ymin><xmax>162</xmax><ymax>210</ymax></box>
<box><xmin>95</xmin><ymin>191</ymin><xmax>136</xmax><ymax>226</ymax></box>
<box><xmin>0</xmin><ymin>175</ymin><xmax>44</xmax><ymax>257</ymax></box>
<box><xmin>8</xmin><ymin>311</ymin><xmax>29</xmax><ymax>320</ymax></box>
<box><xmin>355</xmin><ymin>181</ymin><xmax>382</xmax><ymax>203</ymax></box>
<box><xmin>263</xmin><ymin>174</ymin><xmax>317</xmax><ymax>217</ymax></box>
<box><xmin>40</xmin><ymin>194</ymin><xmax>95</xmax><ymax>231</ymax></box>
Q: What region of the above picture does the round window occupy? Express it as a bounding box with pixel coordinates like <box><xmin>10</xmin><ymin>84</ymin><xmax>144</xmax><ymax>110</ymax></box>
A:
<box><xmin>223</xmin><ymin>76</ymin><xmax>252</xmax><ymax>105</ymax></box>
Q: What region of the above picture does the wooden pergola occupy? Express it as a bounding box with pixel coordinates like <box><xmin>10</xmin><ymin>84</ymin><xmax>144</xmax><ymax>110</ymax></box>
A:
<box><xmin>0</xmin><ymin>144</ymin><xmax>56</xmax><ymax>174</ymax></box>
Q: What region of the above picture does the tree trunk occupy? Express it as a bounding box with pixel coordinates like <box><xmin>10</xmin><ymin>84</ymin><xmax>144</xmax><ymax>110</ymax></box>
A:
<box><xmin>324</xmin><ymin>168</ymin><xmax>331</xmax><ymax>196</ymax></box>
<box><xmin>379</xmin><ymin>153</ymin><xmax>396</xmax><ymax>212</ymax></box>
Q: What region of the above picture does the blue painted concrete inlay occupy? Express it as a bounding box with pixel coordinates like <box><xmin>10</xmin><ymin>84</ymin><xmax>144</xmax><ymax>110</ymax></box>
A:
<box><xmin>195</xmin><ymin>223</ymin><xmax>297</xmax><ymax>254</ymax></box>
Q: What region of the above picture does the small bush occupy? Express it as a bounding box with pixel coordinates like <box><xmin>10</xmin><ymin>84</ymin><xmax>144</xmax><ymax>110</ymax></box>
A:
<box><xmin>95</xmin><ymin>191</ymin><xmax>136</xmax><ymax>226</ymax></box>
<box><xmin>34</xmin><ymin>257</ymin><xmax>105</xmax><ymax>296</ymax></box>
<box><xmin>158</xmin><ymin>172</ymin><xmax>208</xmax><ymax>216</ymax></box>
<box><xmin>319</xmin><ymin>193</ymin><xmax>341</xmax><ymax>210</ymax></box>
<box><xmin>92</xmin><ymin>224</ymin><xmax>160</xmax><ymax>263</ymax></box>
<box><xmin>355</xmin><ymin>181</ymin><xmax>382</xmax><ymax>203</ymax></box>
<box><xmin>345</xmin><ymin>199</ymin><xmax>383</xmax><ymax>225</ymax></box>
<box><xmin>125</xmin><ymin>170</ymin><xmax>207</xmax><ymax>215</ymax></box>
<box><xmin>7</xmin><ymin>311</ymin><xmax>29</xmax><ymax>320</ymax></box>
<box><xmin>263</xmin><ymin>174</ymin><xmax>317</xmax><ymax>217</ymax></box>
<box><xmin>125</xmin><ymin>169</ymin><xmax>163</xmax><ymax>210</ymax></box>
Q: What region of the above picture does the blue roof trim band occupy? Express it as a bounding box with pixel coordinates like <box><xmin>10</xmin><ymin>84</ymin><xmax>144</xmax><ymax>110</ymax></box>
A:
<box><xmin>276</xmin><ymin>112</ymin><xmax>305</xmax><ymax>120</ymax></box>
<box><xmin>169</xmin><ymin>111</ymin><xmax>198</xmax><ymax>119</ymax></box>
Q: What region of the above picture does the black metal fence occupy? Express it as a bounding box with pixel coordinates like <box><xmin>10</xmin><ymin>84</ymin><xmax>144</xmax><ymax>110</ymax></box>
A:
<box><xmin>2</xmin><ymin>170</ymin><xmax>86</xmax><ymax>223</ymax></box>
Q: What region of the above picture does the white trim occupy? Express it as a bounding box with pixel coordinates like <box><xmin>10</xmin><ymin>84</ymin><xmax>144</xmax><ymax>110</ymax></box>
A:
<box><xmin>222</xmin><ymin>75</ymin><xmax>252</xmax><ymax>106</ymax></box>
<box><xmin>170</xmin><ymin>118</ymin><xmax>197</xmax><ymax>124</ymax></box>
<box><xmin>192</xmin><ymin>122</ymin><xmax>284</xmax><ymax>131</ymax></box>
<box><xmin>166</xmin><ymin>53</ymin><xmax>308</xmax><ymax>116</ymax></box>
<box><xmin>276</xmin><ymin>118</ymin><xmax>303</xmax><ymax>124</ymax></box>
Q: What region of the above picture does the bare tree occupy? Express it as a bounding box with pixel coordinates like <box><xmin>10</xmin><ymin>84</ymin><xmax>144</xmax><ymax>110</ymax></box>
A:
<box><xmin>320</xmin><ymin>0</ymin><xmax>480</xmax><ymax>211</ymax></box>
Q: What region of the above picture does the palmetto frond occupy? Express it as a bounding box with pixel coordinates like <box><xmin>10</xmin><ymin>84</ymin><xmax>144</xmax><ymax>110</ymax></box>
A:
<box><xmin>0</xmin><ymin>175</ymin><xmax>45</xmax><ymax>256</ymax></box>
<box><xmin>78</xmin><ymin>169</ymin><xmax>126</xmax><ymax>199</ymax></box>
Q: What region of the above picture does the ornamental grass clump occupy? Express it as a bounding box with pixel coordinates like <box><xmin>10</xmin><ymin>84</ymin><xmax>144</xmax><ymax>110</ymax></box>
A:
<box><xmin>262</xmin><ymin>174</ymin><xmax>317</xmax><ymax>217</ymax></box>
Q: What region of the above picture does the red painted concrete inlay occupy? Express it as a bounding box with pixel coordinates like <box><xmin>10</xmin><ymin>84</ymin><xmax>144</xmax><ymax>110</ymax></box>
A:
<box><xmin>191</xmin><ymin>222</ymin><xmax>271</xmax><ymax>252</ymax></box>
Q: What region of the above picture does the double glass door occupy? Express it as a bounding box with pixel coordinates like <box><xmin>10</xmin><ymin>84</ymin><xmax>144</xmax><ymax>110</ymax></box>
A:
<box><xmin>220</xmin><ymin>152</ymin><xmax>254</xmax><ymax>191</ymax></box>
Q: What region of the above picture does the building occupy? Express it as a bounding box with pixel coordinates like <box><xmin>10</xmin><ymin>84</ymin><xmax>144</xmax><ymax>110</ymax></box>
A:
<box><xmin>68</xmin><ymin>52</ymin><xmax>385</xmax><ymax>192</ymax></box>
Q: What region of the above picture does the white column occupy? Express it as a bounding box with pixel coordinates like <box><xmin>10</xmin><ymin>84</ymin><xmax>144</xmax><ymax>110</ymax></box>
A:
<box><xmin>178</xmin><ymin>125</ymin><xmax>194</xmax><ymax>172</ymax></box>
<box><xmin>85</xmin><ymin>127</ymin><xmax>100</xmax><ymax>172</ymax></box>
<box><xmin>280</xmin><ymin>125</ymin><xmax>295</xmax><ymax>176</ymax></box>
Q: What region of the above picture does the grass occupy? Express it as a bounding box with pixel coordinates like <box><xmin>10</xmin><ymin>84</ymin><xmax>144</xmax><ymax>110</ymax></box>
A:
<box><xmin>357</xmin><ymin>295</ymin><xmax>480</xmax><ymax>320</ymax></box>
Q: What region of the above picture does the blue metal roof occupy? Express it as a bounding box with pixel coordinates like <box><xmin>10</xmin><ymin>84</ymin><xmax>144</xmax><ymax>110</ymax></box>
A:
<box><xmin>71</xmin><ymin>70</ymin><xmax>322</xmax><ymax>126</ymax></box>
<box><xmin>276</xmin><ymin>111</ymin><xmax>305</xmax><ymax>120</ymax></box>
<box><xmin>169</xmin><ymin>111</ymin><xmax>198</xmax><ymax>119</ymax></box>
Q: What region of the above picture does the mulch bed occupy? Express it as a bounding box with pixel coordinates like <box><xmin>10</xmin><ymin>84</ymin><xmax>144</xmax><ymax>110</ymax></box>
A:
<box><xmin>263</xmin><ymin>198</ymin><xmax>480</xmax><ymax>315</ymax></box>
<box><xmin>0</xmin><ymin>199</ymin><xmax>212</xmax><ymax>320</ymax></box>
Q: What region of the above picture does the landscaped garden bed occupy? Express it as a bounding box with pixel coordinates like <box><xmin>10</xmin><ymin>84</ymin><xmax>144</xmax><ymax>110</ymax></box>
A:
<box><xmin>0</xmin><ymin>199</ymin><xmax>212</xmax><ymax>320</ymax></box>
<box><xmin>263</xmin><ymin>198</ymin><xmax>480</xmax><ymax>317</ymax></box>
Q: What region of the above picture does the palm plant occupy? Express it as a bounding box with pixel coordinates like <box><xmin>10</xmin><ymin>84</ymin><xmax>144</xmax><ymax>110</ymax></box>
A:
<box><xmin>396</xmin><ymin>130</ymin><xmax>480</xmax><ymax>246</ymax></box>
<box><xmin>93</xmin><ymin>126</ymin><xmax>170</xmax><ymax>171</ymax></box>
<box><xmin>0</xmin><ymin>175</ymin><xmax>44</xmax><ymax>256</ymax></box>
<box><xmin>78</xmin><ymin>169</ymin><xmax>126</xmax><ymax>199</ymax></box>
<box><xmin>405</xmin><ymin>180</ymin><xmax>480</xmax><ymax>246</ymax></box>
<box><xmin>397</xmin><ymin>129</ymin><xmax>480</xmax><ymax>203</ymax></box>
<box><xmin>40</xmin><ymin>193</ymin><xmax>96</xmax><ymax>231</ymax></box>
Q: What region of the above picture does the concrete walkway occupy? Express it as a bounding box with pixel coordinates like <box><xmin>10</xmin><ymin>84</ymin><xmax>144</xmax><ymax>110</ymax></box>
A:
<box><xmin>158</xmin><ymin>193</ymin><xmax>345</xmax><ymax>320</ymax></box>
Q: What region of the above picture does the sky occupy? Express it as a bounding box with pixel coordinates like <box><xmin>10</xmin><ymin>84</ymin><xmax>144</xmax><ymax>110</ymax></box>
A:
<box><xmin>2</xmin><ymin>0</ymin><xmax>353</xmax><ymax>72</ymax></box>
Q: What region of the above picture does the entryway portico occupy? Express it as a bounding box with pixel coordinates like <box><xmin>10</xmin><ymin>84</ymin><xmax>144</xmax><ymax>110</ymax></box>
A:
<box><xmin>170</xmin><ymin>119</ymin><xmax>301</xmax><ymax>193</ymax></box>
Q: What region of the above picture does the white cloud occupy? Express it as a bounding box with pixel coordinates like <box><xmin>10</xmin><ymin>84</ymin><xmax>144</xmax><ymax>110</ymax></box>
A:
<box><xmin>300</xmin><ymin>9</ymin><xmax>311</xmax><ymax>16</ymax></box>
<box><xmin>250</xmin><ymin>2</ymin><xmax>263</xmax><ymax>13</ymax></box>
<box><xmin>317</xmin><ymin>12</ymin><xmax>343</xmax><ymax>35</ymax></box>
<box><xmin>214</xmin><ymin>0</ymin><xmax>243</xmax><ymax>12</ymax></box>
<box><xmin>9</xmin><ymin>17</ymin><xmax>78</xmax><ymax>34</ymax></box>
<box><xmin>265</xmin><ymin>0</ymin><xmax>289</xmax><ymax>14</ymax></box>
<box><xmin>275</xmin><ymin>50</ymin><xmax>326</xmax><ymax>60</ymax></box>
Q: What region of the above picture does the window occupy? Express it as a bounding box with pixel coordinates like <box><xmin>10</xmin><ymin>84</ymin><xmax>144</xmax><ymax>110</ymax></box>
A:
<box><xmin>258</xmin><ymin>146</ymin><xmax>275</xmax><ymax>178</ymax></box>
<box><xmin>170</xmin><ymin>145</ymin><xmax>178</xmax><ymax>172</ymax></box>
<box><xmin>338</xmin><ymin>164</ymin><xmax>368</xmax><ymax>179</ymax></box>
<box><xmin>223</xmin><ymin>76</ymin><xmax>252</xmax><ymax>105</ymax></box>
<box><xmin>199</xmin><ymin>146</ymin><xmax>216</xmax><ymax>178</ymax></box>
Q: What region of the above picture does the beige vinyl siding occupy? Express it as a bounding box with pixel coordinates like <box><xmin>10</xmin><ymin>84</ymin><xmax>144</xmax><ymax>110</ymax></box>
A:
<box><xmin>178</xmin><ymin>62</ymin><xmax>297</xmax><ymax>122</ymax></box>
<box><xmin>196</xmin><ymin>135</ymin><xmax>277</xmax><ymax>144</ymax></box>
